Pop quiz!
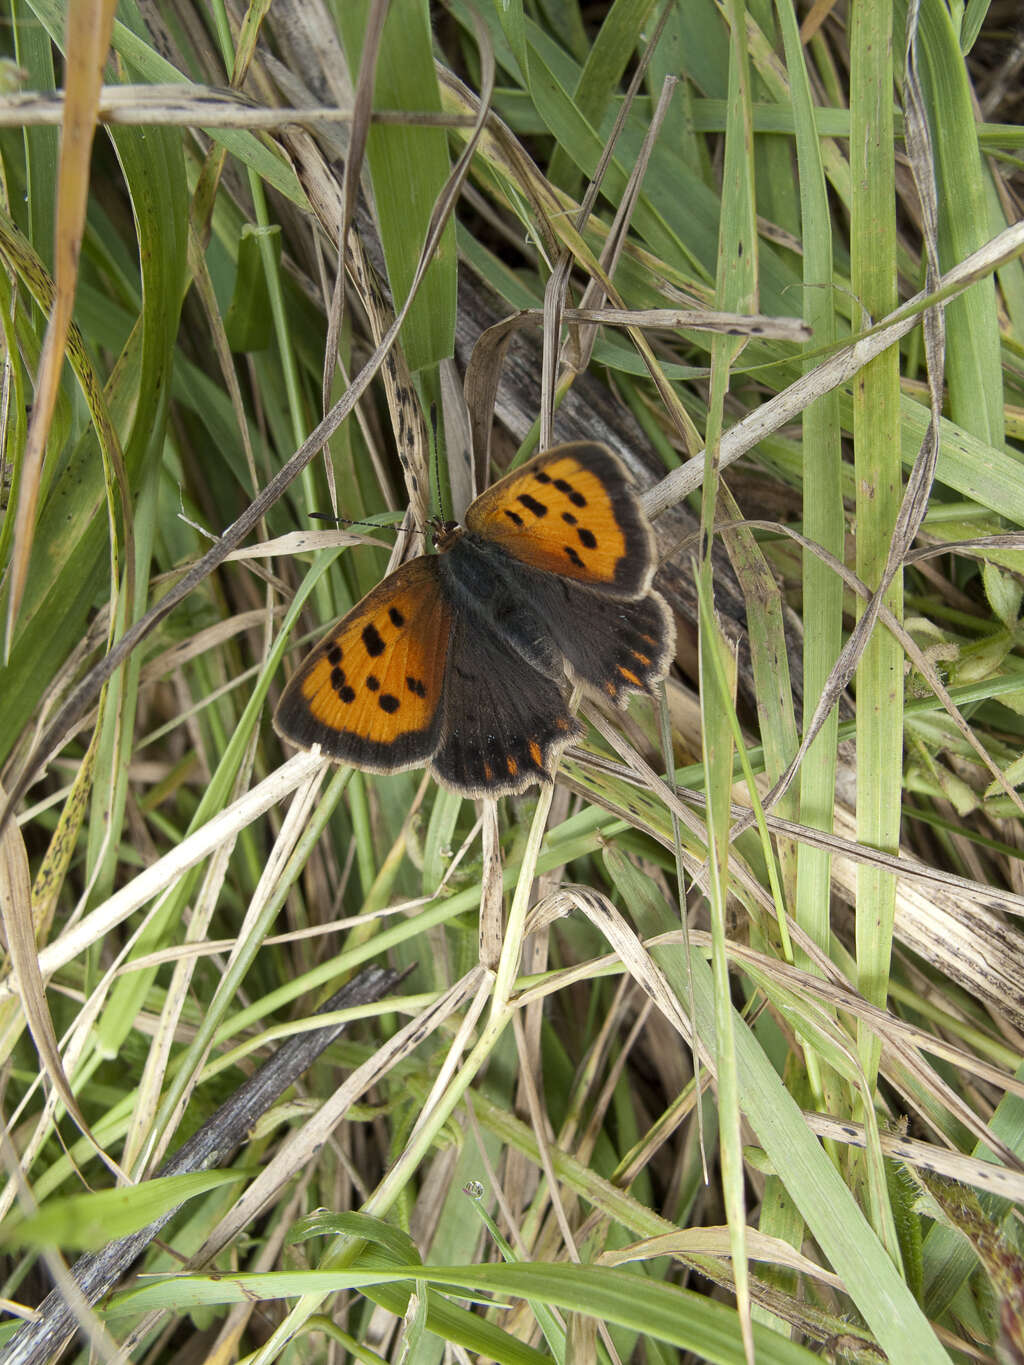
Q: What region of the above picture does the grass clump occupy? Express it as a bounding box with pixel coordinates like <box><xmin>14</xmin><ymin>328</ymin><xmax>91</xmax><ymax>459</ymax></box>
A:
<box><xmin>0</xmin><ymin>2</ymin><xmax>1023</xmax><ymax>1362</ymax></box>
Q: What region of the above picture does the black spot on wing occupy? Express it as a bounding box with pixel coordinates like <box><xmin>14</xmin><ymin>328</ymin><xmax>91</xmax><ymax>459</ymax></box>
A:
<box><xmin>332</xmin><ymin>667</ymin><xmax>356</xmax><ymax>705</ymax></box>
<box><xmin>362</xmin><ymin>623</ymin><xmax>386</xmax><ymax>657</ymax></box>
<box><xmin>547</xmin><ymin>471</ymin><xmax>588</xmax><ymax>507</ymax></box>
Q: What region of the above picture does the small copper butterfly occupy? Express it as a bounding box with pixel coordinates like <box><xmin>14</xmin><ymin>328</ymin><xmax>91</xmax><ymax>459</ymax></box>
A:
<box><xmin>274</xmin><ymin>441</ymin><xmax>674</xmax><ymax>796</ymax></box>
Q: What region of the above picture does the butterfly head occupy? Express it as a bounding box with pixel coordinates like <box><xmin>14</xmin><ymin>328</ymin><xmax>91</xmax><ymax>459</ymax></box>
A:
<box><xmin>431</xmin><ymin>517</ymin><xmax>462</xmax><ymax>553</ymax></box>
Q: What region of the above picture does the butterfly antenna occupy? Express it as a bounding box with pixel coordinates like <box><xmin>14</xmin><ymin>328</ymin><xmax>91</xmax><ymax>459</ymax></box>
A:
<box><xmin>429</xmin><ymin>402</ymin><xmax>449</xmax><ymax>523</ymax></box>
<box><xmin>307</xmin><ymin>510</ymin><xmax>390</xmax><ymax>534</ymax></box>
<box><xmin>309</xmin><ymin>509</ymin><xmax>430</xmax><ymax>554</ymax></box>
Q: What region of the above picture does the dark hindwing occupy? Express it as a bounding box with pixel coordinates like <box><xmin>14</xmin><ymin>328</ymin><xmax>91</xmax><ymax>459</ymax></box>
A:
<box><xmin>432</xmin><ymin>614</ymin><xmax>584</xmax><ymax>796</ymax></box>
<box><xmin>518</xmin><ymin>568</ymin><xmax>675</xmax><ymax>706</ymax></box>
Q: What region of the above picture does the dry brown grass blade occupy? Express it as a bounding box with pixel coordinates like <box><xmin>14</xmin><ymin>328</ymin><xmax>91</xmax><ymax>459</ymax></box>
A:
<box><xmin>601</xmin><ymin>1227</ymin><xmax>844</xmax><ymax>1287</ymax></box>
<box><xmin>805</xmin><ymin>1111</ymin><xmax>1024</xmax><ymax>1200</ymax></box>
<box><xmin>734</xmin><ymin>939</ymin><xmax>1024</xmax><ymax>1170</ymax></box>
<box><xmin>0</xmin><ymin>779</ymin><xmax>122</xmax><ymax>1181</ymax></box>
<box><xmin>438</xmin><ymin>355</ymin><xmax>476</xmax><ymax>517</ymax></box>
<box><xmin>187</xmin><ymin>235</ymin><xmax>260</xmax><ymax>499</ymax></box>
<box><xmin>537</xmin><ymin>61</ymin><xmax>701</xmax><ymax>455</ymax></box>
<box><xmin>531</xmin><ymin>885</ymin><xmax>707</xmax><ymax>1058</ymax></box>
<box><xmin>323</xmin><ymin>0</ymin><xmax>385</xmax><ymax>418</ymax></box>
<box><xmin>563</xmin><ymin>696</ymin><xmax>1024</xmax><ymax>1034</ymax></box>
<box><xmin>282</xmin><ymin>127</ymin><xmax>429</xmax><ymax>529</ymax></box>
<box><xmin>462</xmin><ymin>310</ymin><xmax>535</xmax><ymax>473</ymax></box>
<box><xmin>563</xmin><ymin>306</ymin><xmax>810</xmax><ymax>340</ymax></box>
<box><xmin>462</xmin><ymin>303</ymin><xmax>807</xmax><ymax>475</ymax></box>
<box><xmin>477</xmin><ymin>801</ymin><xmax>503</xmax><ymax>970</ymax></box>
<box><xmin>4</xmin><ymin>0</ymin><xmax>118</xmax><ymax>645</ymax></box>
<box><xmin>27</xmin><ymin>724</ymin><xmax>100</xmax><ymax>947</ymax></box>
<box><xmin>567</xmin><ymin>71</ymin><xmax>675</xmax><ymax>373</ymax></box>
<box><xmin>0</xmin><ymin>83</ymin><xmax>481</xmax><ymax>130</ymax></box>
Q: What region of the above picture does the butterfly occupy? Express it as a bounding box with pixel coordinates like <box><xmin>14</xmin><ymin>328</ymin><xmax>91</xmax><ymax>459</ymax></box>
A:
<box><xmin>274</xmin><ymin>441</ymin><xmax>675</xmax><ymax>796</ymax></box>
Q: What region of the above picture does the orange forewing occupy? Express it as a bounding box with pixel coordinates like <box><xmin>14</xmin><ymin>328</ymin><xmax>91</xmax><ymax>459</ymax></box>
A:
<box><xmin>274</xmin><ymin>557</ymin><xmax>451</xmax><ymax>770</ymax></box>
<box><xmin>464</xmin><ymin>442</ymin><xmax>654</xmax><ymax>596</ymax></box>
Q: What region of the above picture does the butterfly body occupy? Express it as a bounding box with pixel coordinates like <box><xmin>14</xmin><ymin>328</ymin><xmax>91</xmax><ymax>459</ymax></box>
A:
<box><xmin>436</xmin><ymin>530</ymin><xmax>571</xmax><ymax>682</ymax></box>
<box><xmin>274</xmin><ymin>442</ymin><xmax>674</xmax><ymax>797</ymax></box>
